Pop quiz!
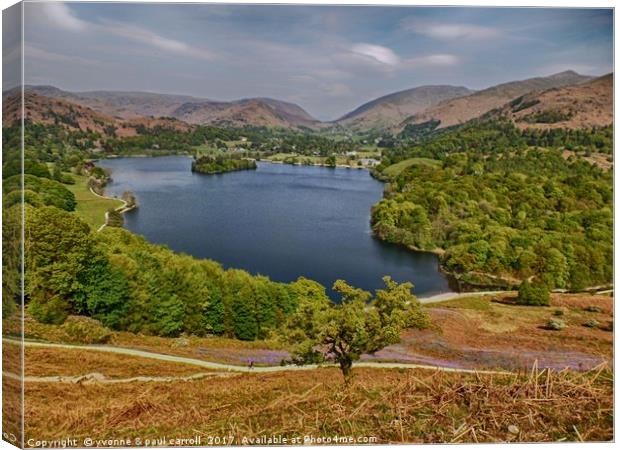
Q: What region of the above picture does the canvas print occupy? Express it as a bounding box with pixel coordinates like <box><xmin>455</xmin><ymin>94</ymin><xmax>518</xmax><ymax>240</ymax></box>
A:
<box><xmin>1</xmin><ymin>1</ymin><xmax>614</xmax><ymax>447</ymax></box>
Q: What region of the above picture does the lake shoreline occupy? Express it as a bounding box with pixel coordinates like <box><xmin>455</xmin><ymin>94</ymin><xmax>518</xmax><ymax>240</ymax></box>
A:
<box><xmin>259</xmin><ymin>158</ymin><xmax>372</xmax><ymax>170</ymax></box>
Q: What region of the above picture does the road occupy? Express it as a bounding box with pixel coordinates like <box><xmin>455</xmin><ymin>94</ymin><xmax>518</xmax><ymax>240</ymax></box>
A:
<box><xmin>3</xmin><ymin>337</ymin><xmax>507</xmax><ymax>376</ymax></box>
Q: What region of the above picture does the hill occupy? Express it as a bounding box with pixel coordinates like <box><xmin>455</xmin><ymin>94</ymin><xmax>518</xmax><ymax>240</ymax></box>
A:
<box><xmin>494</xmin><ymin>73</ymin><xmax>612</xmax><ymax>129</ymax></box>
<box><xmin>335</xmin><ymin>85</ymin><xmax>472</xmax><ymax>130</ymax></box>
<box><xmin>401</xmin><ymin>71</ymin><xmax>593</xmax><ymax>130</ymax></box>
<box><xmin>2</xmin><ymin>91</ymin><xmax>191</xmax><ymax>137</ymax></box>
<box><xmin>19</xmin><ymin>86</ymin><xmax>320</xmax><ymax>129</ymax></box>
<box><xmin>171</xmin><ymin>97</ymin><xmax>319</xmax><ymax>128</ymax></box>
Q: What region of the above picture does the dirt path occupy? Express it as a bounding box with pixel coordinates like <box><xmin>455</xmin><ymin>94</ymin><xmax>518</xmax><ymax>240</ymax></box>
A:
<box><xmin>3</xmin><ymin>337</ymin><xmax>507</xmax><ymax>376</ymax></box>
<box><xmin>3</xmin><ymin>370</ymin><xmax>239</xmax><ymax>384</ymax></box>
<box><xmin>89</xmin><ymin>187</ymin><xmax>134</xmax><ymax>232</ymax></box>
<box><xmin>418</xmin><ymin>290</ymin><xmax>510</xmax><ymax>304</ymax></box>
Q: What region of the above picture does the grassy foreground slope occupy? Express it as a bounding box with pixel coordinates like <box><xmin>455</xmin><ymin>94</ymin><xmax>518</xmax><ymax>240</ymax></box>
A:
<box><xmin>19</xmin><ymin>365</ymin><xmax>612</xmax><ymax>444</ymax></box>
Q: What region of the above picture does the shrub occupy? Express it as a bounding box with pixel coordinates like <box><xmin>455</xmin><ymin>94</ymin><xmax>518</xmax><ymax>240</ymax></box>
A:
<box><xmin>28</xmin><ymin>296</ymin><xmax>71</xmax><ymax>325</ymax></box>
<box><xmin>546</xmin><ymin>318</ymin><xmax>566</xmax><ymax>331</ymax></box>
<box><xmin>60</xmin><ymin>316</ymin><xmax>112</xmax><ymax>344</ymax></box>
<box><xmin>106</xmin><ymin>208</ymin><xmax>124</xmax><ymax>227</ymax></box>
<box><xmin>516</xmin><ymin>281</ymin><xmax>550</xmax><ymax>306</ymax></box>
<box><xmin>582</xmin><ymin>319</ymin><xmax>600</xmax><ymax>329</ymax></box>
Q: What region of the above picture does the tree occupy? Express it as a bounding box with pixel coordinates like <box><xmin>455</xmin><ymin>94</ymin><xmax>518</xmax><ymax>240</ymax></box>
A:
<box><xmin>106</xmin><ymin>208</ymin><xmax>124</xmax><ymax>227</ymax></box>
<box><xmin>25</xmin><ymin>206</ymin><xmax>100</xmax><ymax>323</ymax></box>
<box><xmin>516</xmin><ymin>280</ymin><xmax>550</xmax><ymax>306</ymax></box>
<box><xmin>283</xmin><ymin>277</ymin><xmax>430</xmax><ymax>382</ymax></box>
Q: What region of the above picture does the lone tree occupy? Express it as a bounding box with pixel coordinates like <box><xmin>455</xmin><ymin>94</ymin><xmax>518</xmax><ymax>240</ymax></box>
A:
<box><xmin>283</xmin><ymin>276</ymin><xmax>430</xmax><ymax>382</ymax></box>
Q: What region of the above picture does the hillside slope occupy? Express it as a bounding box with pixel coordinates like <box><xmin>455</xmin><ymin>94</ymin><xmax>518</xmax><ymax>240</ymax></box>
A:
<box><xmin>172</xmin><ymin>97</ymin><xmax>319</xmax><ymax>128</ymax></box>
<box><xmin>494</xmin><ymin>73</ymin><xmax>612</xmax><ymax>129</ymax></box>
<box><xmin>335</xmin><ymin>85</ymin><xmax>472</xmax><ymax>130</ymax></box>
<box><xmin>2</xmin><ymin>91</ymin><xmax>191</xmax><ymax>137</ymax></box>
<box><xmin>401</xmin><ymin>71</ymin><xmax>593</xmax><ymax>130</ymax></box>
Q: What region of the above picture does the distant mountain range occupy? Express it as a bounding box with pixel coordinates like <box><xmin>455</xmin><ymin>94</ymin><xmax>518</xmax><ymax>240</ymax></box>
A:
<box><xmin>10</xmin><ymin>85</ymin><xmax>320</xmax><ymax>129</ymax></box>
<box><xmin>3</xmin><ymin>70</ymin><xmax>612</xmax><ymax>133</ymax></box>
<box><xmin>333</xmin><ymin>85</ymin><xmax>473</xmax><ymax>130</ymax></box>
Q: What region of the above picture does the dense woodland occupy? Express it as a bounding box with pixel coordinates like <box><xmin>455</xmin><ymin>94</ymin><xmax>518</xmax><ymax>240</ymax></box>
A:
<box><xmin>372</xmin><ymin>120</ymin><xmax>613</xmax><ymax>289</ymax></box>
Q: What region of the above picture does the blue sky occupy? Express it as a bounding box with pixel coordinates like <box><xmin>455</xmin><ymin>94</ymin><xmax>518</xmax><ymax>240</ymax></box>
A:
<box><xmin>16</xmin><ymin>2</ymin><xmax>614</xmax><ymax>120</ymax></box>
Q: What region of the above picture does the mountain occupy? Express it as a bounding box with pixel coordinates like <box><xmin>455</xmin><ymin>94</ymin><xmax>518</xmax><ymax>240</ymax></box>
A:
<box><xmin>493</xmin><ymin>73</ymin><xmax>612</xmax><ymax>129</ymax></box>
<box><xmin>2</xmin><ymin>91</ymin><xmax>191</xmax><ymax>137</ymax></box>
<box><xmin>335</xmin><ymin>85</ymin><xmax>473</xmax><ymax>130</ymax></box>
<box><xmin>19</xmin><ymin>86</ymin><xmax>320</xmax><ymax>129</ymax></box>
<box><xmin>171</xmin><ymin>97</ymin><xmax>319</xmax><ymax>128</ymax></box>
<box><xmin>400</xmin><ymin>71</ymin><xmax>594</xmax><ymax>130</ymax></box>
<box><xmin>6</xmin><ymin>70</ymin><xmax>604</xmax><ymax>132</ymax></box>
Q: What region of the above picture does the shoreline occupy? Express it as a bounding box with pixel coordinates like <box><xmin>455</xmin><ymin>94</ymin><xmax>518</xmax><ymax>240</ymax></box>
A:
<box><xmin>89</xmin><ymin>186</ymin><xmax>136</xmax><ymax>232</ymax></box>
<box><xmin>258</xmin><ymin>158</ymin><xmax>372</xmax><ymax>170</ymax></box>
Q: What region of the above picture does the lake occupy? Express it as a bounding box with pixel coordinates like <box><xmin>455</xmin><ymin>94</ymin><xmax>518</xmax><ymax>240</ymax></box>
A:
<box><xmin>99</xmin><ymin>156</ymin><xmax>451</xmax><ymax>299</ymax></box>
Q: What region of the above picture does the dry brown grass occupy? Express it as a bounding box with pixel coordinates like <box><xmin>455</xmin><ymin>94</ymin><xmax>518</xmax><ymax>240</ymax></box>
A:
<box><xmin>3</xmin><ymin>340</ymin><xmax>22</xmax><ymax>374</ymax></box>
<box><xmin>22</xmin><ymin>365</ymin><xmax>612</xmax><ymax>444</ymax></box>
<box><xmin>22</xmin><ymin>347</ymin><xmax>216</xmax><ymax>378</ymax></box>
<box><xmin>386</xmin><ymin>293</ymin><xmax>612</xmax><ymax>371</ymax></box>
<box><xmin>2</xmin><ymin>376</ymin><xmax>23</xmax><ymax>446</ymax></box>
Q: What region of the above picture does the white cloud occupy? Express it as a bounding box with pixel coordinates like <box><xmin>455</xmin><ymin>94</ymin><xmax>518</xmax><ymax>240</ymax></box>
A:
<box><xmin>30</xmin><ymin>3</ymin><xmax>215</xmax><ymax>61</ymax></box>
<box><xmin>101</xmin><ymin>21</ymin><xmax>216</xmax><ymax>60</ymax></box>
<box><xmin>402</xmin><ymin>19</ymin><xmax>499</xmax><ymax>41</ymax></box>
<box><xmin>350</xmin><ymin>43</ymin><xmax>401</xmax><ymax>66</ymax></box>
<box><xmin>41</xmin><ymin>2</ymin><xmax>87</xmax><ymax>32</ymax></box>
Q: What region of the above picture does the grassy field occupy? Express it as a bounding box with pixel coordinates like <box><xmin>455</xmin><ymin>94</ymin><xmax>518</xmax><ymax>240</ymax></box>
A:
<box><xmin>382</xmin><ymin>157</ymin><xmax>442</xmax><ymax>177</ymax></box>
<box><xmin>19</xmin><ymin>365</ymin><xmax>612</xmax><ymax>444</ymax></box>
<box><xmin>66</xmin><ymin>174</ymin><xmax>123</xmax><ymax>228</ymax></box>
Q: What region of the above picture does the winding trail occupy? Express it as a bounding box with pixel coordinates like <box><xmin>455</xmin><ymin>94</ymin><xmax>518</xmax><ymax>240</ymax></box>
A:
<box><xmin>3</xmin><ymin>337</ymin><xmax>508</xmax><ymax>376</ymax></box>
<box><xmin>89</xmin><ymin>187</ymin><xmax>133</xmax><ymax>232</ymax></box>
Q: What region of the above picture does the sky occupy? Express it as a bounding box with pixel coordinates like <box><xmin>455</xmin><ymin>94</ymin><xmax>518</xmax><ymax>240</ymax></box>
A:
<box><xmin>6</xmin><ymin>2</ymin><xmax>614</xmax><ymax>120</ymax></box>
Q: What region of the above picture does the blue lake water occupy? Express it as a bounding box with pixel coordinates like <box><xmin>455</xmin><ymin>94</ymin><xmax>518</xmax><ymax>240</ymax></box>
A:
<box><xmin>99</xmin><ymin>157</ymin><xmax>451</xmax><ymax>299</ymax></box>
